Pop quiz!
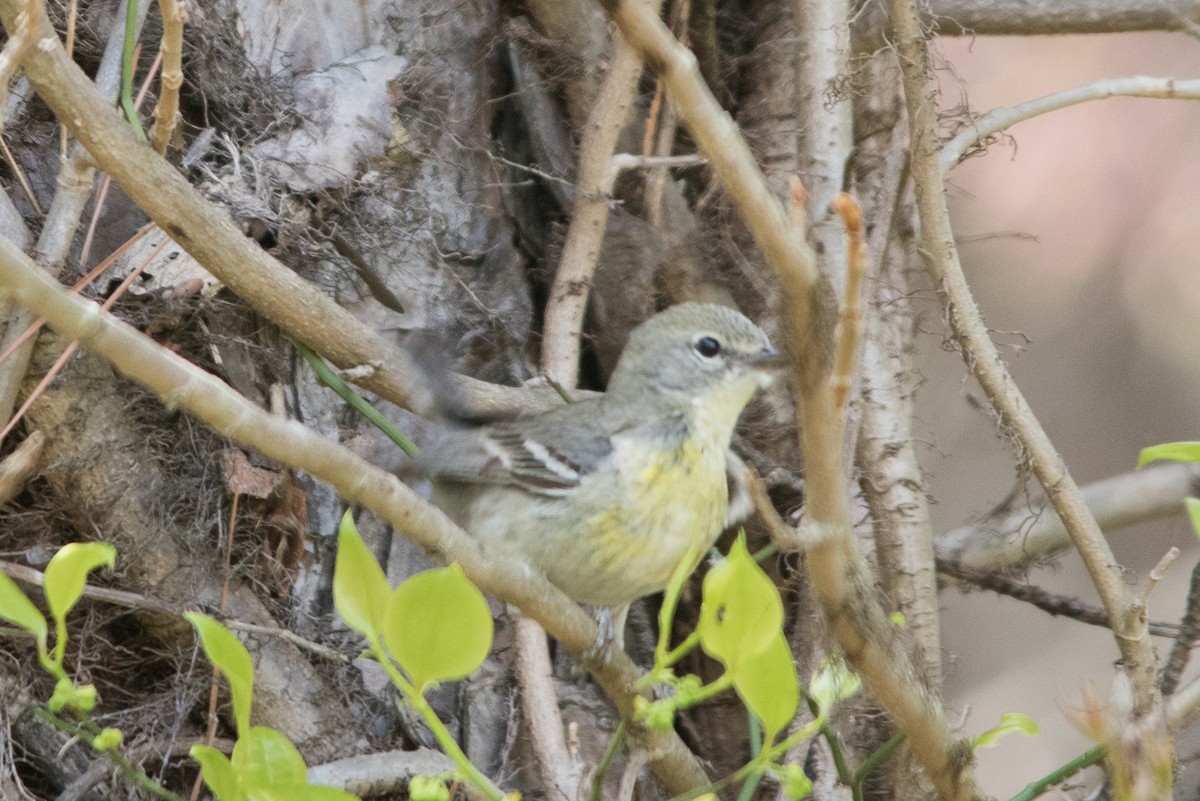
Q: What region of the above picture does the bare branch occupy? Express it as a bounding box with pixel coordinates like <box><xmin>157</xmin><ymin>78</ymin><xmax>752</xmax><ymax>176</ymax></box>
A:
<box><xmin>148</xmin><ymin>0</ymin><xmax>184</xmax><ymax>154</ymax></box>
<box><xmin>541</xmin><ymin>24</ymin><xmax>645</xmax><ymax>386</ymax></box>
<box><xmin>1160</xmin><ymin>558</ymin><xmax>1200</xmax><ymax>696</ymax></box>
<box><xmin>887</xmin><ymin>0</ymin><xmax>1165</xmax><ymax>724</ymax></box>
<box><xmin>935</xmin><ymin>558</ymin><xmax>1181</xmax><ymax>639</ymax></box>
<box><xmin>941</xmin><ymin>76</ymin><xmax>1200</xmax><ymax>171</ymax></box>
<box><xmin>936</xmin><ymin>462</ymin><xmax>1200</xmax><ymax>571</ymax></box>
<box><xmin>0</xmin><ymin>233</ymin><xmax>710</xmax><ymax>797</ymax></box>
<box><xmin>854</xmin><ymin>0</ymin><xmax>1200</xmax><ymax>51</ymax></box>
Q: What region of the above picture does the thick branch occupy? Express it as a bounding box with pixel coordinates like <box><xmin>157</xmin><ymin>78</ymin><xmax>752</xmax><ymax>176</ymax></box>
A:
<box><xmin>886</xmin><ymin>0</ymin><xmax>1164</xmax><ymax>718</ymax></box>
<box><xmin>0</xmin><ymin>234</ymin><xmax>710</xmax><ymax>796</ymax></box>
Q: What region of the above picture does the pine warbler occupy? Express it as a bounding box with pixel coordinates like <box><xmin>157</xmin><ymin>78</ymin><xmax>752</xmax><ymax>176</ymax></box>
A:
<box><xmin>420</xmin><ymin>302</ymin><xmax>781</xmax><ymax>617</ymax></box>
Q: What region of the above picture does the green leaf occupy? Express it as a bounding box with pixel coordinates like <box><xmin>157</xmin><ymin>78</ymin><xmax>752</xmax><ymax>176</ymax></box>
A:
<box><xmin>0</xmin><ymin>569</ymin><xmax>47</xmax><ymax>641</ymax></box>
<box><xmin>186</xmin><ymin>612</ymin><xmax>255</xmax><ymax>737</ymax></box>
<box><xmin>1137</xmin><ymin>442</ymin><xmax>1200</xmax><ymax>468</ymax></box>
<box><xmin>43</xmin><ymin>542</ymin><xmax>115</xmax><ymax>628</ymax></box>
<box><xmin>1186</xmin><ymin>498</ymin><xmax>1200</xmax><ymax>540</ymax></box>
<box><xmin>730</xmin><ymin>631</ymin><xmax>799</xmax><ymax>743</ymax></box>
<box><xmin>971</xmin><ymin>712</ymin><xmax>1040</xmax><ymax>749</ymax></box>
<box><xmin>233</xmin><ymin>726</ymin><xmax>308</xmax><ymax>790</ymax></box>
<box><xmin>699</xmin><ymin>535</ymin><xmax>783</xmax><ymax>672</ymax></box>
<box><xmin>191</xmin><ymin>744</ymin><xmax>246</xmax><ymax>801</ymax></box>
<box><xmin>333</xmin><ymin>511</ymin><xmax>391</xmax><ymax>645</ymax></box>
<box><xmin>382</xmin><ymin>563</ymin><xmax>493</xmax><ymax>694</ymax></box>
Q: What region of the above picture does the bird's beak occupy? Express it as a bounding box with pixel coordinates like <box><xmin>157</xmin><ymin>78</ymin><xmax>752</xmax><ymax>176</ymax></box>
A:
<box><xmin>747</xmin><ymin>346</ymin><xmax>789</xmax><ymax>370</ymax></box>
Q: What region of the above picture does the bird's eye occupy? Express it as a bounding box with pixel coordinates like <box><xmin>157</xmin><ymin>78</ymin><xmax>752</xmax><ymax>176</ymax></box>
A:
<box><xmin>693</xmin><ymin>336</ymin><xmax>721</xmax><ymax>358</ymax></box>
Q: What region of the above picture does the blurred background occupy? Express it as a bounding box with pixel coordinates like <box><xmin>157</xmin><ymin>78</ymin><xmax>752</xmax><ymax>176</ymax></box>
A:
<box><xmin>922</xmin><ymin>32</ymin><xmax>1200</xmax><ymax>796</ymax></box>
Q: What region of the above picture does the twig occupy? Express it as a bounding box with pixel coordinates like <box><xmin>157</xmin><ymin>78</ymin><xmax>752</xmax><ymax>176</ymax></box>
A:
<box><xmin>935</xmin><ymin>558</ymin><xmax>1181</xmax><ymax>639</ymax></box>
<box><xmin>936</xmin><ymin>462</ymin><xmax>1200</xmax><ymax>572</ymax></box>
<box><xmin>148</xmin><ymin>0</ymin><xmax>183</xmax><ymax>153</ymax></box>
<box><xmin>1160</xmin><ymin>557</ymin><xmax>1200</xmax><ymax>696</ymax></box>
<box><xmin>887</xmin><ymin>0</ymin><xmax>1164</xmax><ymax>720</ymax></box>
<box><xmin>0</xmin><ymin>230</ymin><xmax>710</xmax><ymax>797</ymax></box>
<box><xmin>0</xmin><ymin>559</ymin><xmax>349</xmax><ymax>664</ymax></box>
<box><xmin>642</xmin><ymin>0</ymin><xmax>687</xmax><ymax>228</ymax></box>
<box><xmin>540</xmin><ymin>9</ymin><xmax>648</xmax><ymax>387</ymax></box>
<box><xmin>829</xmin><ymin>194</ymin><xmax>865</xmax><ymax>413</ymax></box>
<box><xmin>609</xmin><ymin>153</ymin><xmax>706</xmax><ymax>178</ymax></box>
<box><xmin>852</xmin><ymin>0</ymin><xmax>1200</xmax><ymax>52</ymax></box>
<box><xmin>940</xmin><ymin>76</ymin><xmax>1200</xmax><ymax>172</ymax></box>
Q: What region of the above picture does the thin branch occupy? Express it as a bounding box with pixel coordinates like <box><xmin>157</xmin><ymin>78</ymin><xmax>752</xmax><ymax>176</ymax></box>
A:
<box><xmin>1160</xmin><ymin>557</ymin><xmax>1200</xmax><ymax>696</ymax></box>
<box><xmin>541</xmin><ymin>14</ymin><xmax>646</xmax><ymax>387</ymax></box>
<box><xmin>936</xmin><ymin>462</ymin><xmax>1200</xmax><ymax>572</ymax></box>
<box><xmin>0</xmin><ymin>559</ymin><xmax>350</xmax><ymax>663</ymax></box>
<box><xmin>853</xmin><ymin>0</ymin><xmax>1200</xmax><ymax>52</ymax></box>
<box><xmin>148</xmin><ymin>0</ymin><xmax>183</xmax><ymax>154</ymax></box>
<box><xmin>609</xmin><ymin>152</ymin><xmax>706</xmax><ymax>178</ymax></box>
<box><xmin>829</xmin><ymin>194</ymin><xmax>865</xmax><ymax>413</ymax></box>
<box><xmin>940</xmin><ymin>76</ymin><xmax>1200</xmax><ymax>172</ymax></box>
<box><xmin>935</xmin><ymin>558</ymin><xmax>1181</xmax><ymax>638</ymax></box>
<box><xmin>0</xmin><ymin>234</ymin><xmax>710</xmax><ymax>797</ymax></box>
<box><xmin>888</xmin><ymin>0</ymin><xmax>1165</xmax><ymax>727</ymax></box>
<box><xmin>600</xmin><ymin>4</ymin><xmax>980</xmax><ymax>799</ymax></box>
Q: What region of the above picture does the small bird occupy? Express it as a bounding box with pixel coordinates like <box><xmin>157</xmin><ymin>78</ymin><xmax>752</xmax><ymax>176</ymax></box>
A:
<box><xmin>419</xmin><ymin>303</ymin><xmax>782</xmax><ymax>636</ymax></box>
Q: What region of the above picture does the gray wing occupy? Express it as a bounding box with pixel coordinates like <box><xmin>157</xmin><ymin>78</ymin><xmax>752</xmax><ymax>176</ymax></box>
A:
<box><xmin>417</xmin><ymin>401</ymin><xmax>616</xmax><ymax>495</ymax></box>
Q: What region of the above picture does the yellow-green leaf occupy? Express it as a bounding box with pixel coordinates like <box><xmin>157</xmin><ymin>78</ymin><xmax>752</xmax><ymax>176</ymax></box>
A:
<box><xmin>333</xmin><ymin>511</ymin><xmax>391</xmax><ymax>645</ymax></box>
<box><xmin>1186</xmin><ymin>498</ymin><xmax>1200</xmax><ymax>540</ymax></box>
<box><xmin>730</xmin><ymin>631</ymin><xmax>799</xmax><ymax>742</ymax></box>
<box><xmin>43</xmin><ymin>542</ymin><xmax>115</xmax><ymax>628</ymax></box>
<box><xmin>0</xmin><ymin>569</ymin><xmax>46</xmax><ymax>641</ymax></box>
<box><xmin>233</xmin><ymin>726</ymin><xmax>307</xmax><ymax>790</ymax></box>
<box><xmin>699</xmin><ymin>535</ymin><xmax>782</xmax><ymax>671</ymax></box>
<box><xmin>186</xmin><ymin>612</ymin><xmax>255</xmax><ymax>737</ymax></box>
<box><xmin>1137</xmin><ymin>442</ymin><xmax>1200</xmax><ymax>469</ymax></box>
<box><xmin>382</xmin><ymin>563</ymin><xmax>493</xmax><ymax>694</ymax></box>
<box><xmin>191</xmin><ymin>745</ymin><xmax>246</xmax><ymax>801</ymax></box>
<box><xmin>971</xmin><ymin>712</ymin><xmax>1040</xmax><ymax>749</ymax></box>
